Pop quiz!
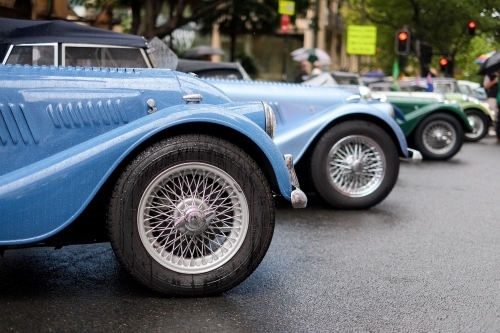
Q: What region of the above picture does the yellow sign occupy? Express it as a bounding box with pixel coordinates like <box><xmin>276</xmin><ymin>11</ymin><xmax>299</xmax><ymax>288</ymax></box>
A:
<box><xmin>279</xmin><ymin>1</ymin><xmax>295</xmax><ymax>15</ymax></box>
<box><xmin>347</xmin><ymin>25</ymin><xmax>377</xmax><ymax>55</ymax></box>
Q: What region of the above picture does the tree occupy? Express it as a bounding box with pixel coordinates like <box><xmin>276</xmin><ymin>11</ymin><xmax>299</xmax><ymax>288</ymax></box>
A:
<box><xmin>85</xmin><ymin>0</ymin><xmax>311</xmax><ymax>60</ymax></box>
<box><xmin>198</xmin><ymin>0</ymin><xmax>311</xmax><ymax>61</ymax></box>
<box><xmin>347</xmin><ymin>0</ymin><xmax>500</xmax><ymax>77</ymax></box>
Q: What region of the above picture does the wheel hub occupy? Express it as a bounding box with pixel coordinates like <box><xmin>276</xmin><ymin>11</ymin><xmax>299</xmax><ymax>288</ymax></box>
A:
<box><xmin>346</xmin><ymin>156</ymin><xmax>364</xmax><ymax>174</ymax></box>
<box><xmin>173</xmin><ymin>198</ymin><xmax>214</xmax><ymax>236</ymax></box>
<box><xmin>434</xmin><ymin>131</ymin><xmax>449</xmax><ymax>143</ymax></box>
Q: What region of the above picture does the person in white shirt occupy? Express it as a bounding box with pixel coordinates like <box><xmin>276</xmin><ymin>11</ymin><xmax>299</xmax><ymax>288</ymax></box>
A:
<box><xmin>311</xmin><ymin>61</ymin><xmax>323</xmax><ymax>76</ymax></box>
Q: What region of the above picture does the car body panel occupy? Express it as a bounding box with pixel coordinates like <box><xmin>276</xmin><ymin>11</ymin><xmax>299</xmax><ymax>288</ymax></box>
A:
<box><xmin>204</xmin><ymin>78</ymin><xmax>411</xmax><ymax>160</ymax></box>
<box><xmin>0</xmin><ymin>64</ymin><xmax>297</xmax><ymax>245</ymax></box>
<box><xmin>371</xmin><ymin>92</ymin><xmax>474</xmax><ymax>135</ymax></box>
<box><xmin>381</xmin><ymin>78</ymin><xmax>493</xmax><ymax>118</ymax></box>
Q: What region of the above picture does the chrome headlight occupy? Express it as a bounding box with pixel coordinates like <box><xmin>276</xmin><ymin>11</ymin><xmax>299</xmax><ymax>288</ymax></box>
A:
<box><xmin>388</xmin><ymin>104</ymin><xmax>395</xmax><ymax>119</ymax></box>
<box><xmin>262</xmin><ymin>102</ymin><xmax>277</xmax><ymax>139</ymax></box>
<box><xmin>468</xmin><ymin>97</ymin><xmax>480</xmax><ymax>104</ymax></box>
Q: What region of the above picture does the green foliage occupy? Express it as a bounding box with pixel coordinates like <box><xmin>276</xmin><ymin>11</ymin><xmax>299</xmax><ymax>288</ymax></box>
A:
<box><xmin>454</xmin><ymin>38</ymin><xmax>500</xmax><ymax>82</ymax></box>
<box><xmin>199</xmin><ymin>0</ymin><xmax>311</xmax><ymax>36</ymax></box>
<box><xmin>346</xmin><ymin>0</ymin><xmax>500</xmax><ymax>76</ymax></box>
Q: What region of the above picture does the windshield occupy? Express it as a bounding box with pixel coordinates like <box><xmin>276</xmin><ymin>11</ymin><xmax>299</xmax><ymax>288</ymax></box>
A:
<box><xmin>147</xmin><ymin>37</ymin><xmax>178</xmax><ymax>70</ymax></box>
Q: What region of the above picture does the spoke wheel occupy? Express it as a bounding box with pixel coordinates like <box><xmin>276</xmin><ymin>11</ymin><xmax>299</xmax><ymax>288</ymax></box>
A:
<box><xmin>327</xmin><ymin>135</ymin><xmax>385</xmax><ymax>197</ymax></box>
<box><xmin>138</xmin><ymin>163</ymin><xmax>249</xmax><ymax>275</ymax></box>
<box><xmin>422</xmin><ymin>120</ymin><xmax>457</xmax><ymax>155</ymax></box>
<box><xmin>108</xmin><ymin>135</ymin><xmax>274</xmax><ymax>297</ymax></box>
<box><xmin>413</xmin><ymin>113</ymin><xmax>464</xmax><ymax>160</ymax></box>
<box><xmin>311</xmin><ymin>120</ymin><xmax>399</xmax><ymax>209</ymax></box>
<box><xmin>465</xmin><ymin>109</ymin><xmax>489</xmax><ymax>142</ymax></box>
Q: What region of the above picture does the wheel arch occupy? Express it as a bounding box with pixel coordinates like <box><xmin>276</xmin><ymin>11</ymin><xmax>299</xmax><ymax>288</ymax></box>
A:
<box><xmin>41</xmin><ymin>122</ymin><xmax>283</xmax><ymax>248</ymax></box>
<box><xmin>464</xmin><ymin>106</ymin><xmax>492</xmax><ymax>123</ymax></box>
<box><xmin>296</xmin><ymin>113</ymin><xmax>406</xmax><ymax>170</ymax></box>
<box><xmin>123</xmin><ymin>122</ymin><xmax>282</xmax><ymax>194</ymax></box>
<box><xmin>405</xmin><ymin>108</ymin><xmax>472</xmax><ymax>139</ymax></box>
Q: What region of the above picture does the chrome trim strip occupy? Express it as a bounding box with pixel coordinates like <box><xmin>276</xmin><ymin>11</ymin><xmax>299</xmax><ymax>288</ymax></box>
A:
<box><xmin>2</xmin><ymin>44</ymin><xmax>13</xmax><ymax>64</ymax></box>
<box><xmin>346</xmin><ymin>95</ymin><xmax>361</xmax><ymax>103</ymax></box>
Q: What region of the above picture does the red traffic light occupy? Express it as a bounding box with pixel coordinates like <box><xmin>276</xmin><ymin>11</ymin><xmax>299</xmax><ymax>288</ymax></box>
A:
<box><xmin>398</xmin><ymin>32</ymin><xmax>408</xmax><ymax>41</ymax></box>
<box><xmin>395</xmin><ymin>29</ymin><xmax>411</xmax><ymax>55</ymax></box>
<box><xmin>468</xmin><ymin>21</ymin><xmax>476</xmax><ymax>36</ymax></box>
<box><xmin>439</xmin><ymin>58</ymin><xmax>448</xmax><ymax>66</ymax></box>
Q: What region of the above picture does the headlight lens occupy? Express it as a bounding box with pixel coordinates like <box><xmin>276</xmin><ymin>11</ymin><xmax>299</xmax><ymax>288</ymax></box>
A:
<box><xmin>468</xmin><ymin>97</ymin><xmax>480</xmax><ymax>104</ymax></box>
<box><xmin>388</xmin><ymin>104</ymin><xmax>395</xmax><ymax>119</ymax></box>
<box><xmin>262</xmin><ymin>102</ymin><xmax>277</xmax><ymax>139</ymax></box>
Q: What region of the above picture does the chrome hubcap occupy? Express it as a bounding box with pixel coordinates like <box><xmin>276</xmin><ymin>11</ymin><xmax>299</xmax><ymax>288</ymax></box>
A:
<box><xmin>327</xmin><ymin>135</ymin><xmax>386</xmax><ymax>198</ymax></box>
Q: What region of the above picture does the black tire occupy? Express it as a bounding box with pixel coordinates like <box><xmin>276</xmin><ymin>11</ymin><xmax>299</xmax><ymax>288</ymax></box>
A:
<box><xmin>107</xmin><ymin>134</ymin><xmax>275</xmax><ymax>297</ymax></box>
<box><xmin>464</xmin><ymin>109</ymin><xmax>489</xmax><ymax>142</ymax></box>
<box><xmin>310</xmin><ymin>120</ymin><xmax>400</xmax><ymax>209</ymax></box>
<box><xmin>412</xmin><ymin>112</ymin><xmax>464</xmax><ymax>160</ymax></box>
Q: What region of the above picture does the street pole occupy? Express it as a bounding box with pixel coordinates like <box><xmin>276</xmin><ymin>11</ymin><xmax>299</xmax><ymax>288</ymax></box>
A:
<box><xmin>282</xmin><ymin>34</ymin><xmax>289</xmax><ymax>81</ymax></box>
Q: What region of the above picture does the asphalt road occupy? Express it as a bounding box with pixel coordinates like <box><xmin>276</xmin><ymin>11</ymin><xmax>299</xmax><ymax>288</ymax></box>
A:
<box><xmin>2</xmin><ymin>136</ymin><xmax>500</xmax><ymax>333</ymax></box>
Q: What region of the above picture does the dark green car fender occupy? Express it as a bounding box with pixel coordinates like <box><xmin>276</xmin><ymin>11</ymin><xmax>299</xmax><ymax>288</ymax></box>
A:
<box><xmin>396</xmin><ymin>103</ymin><xmax>473</xmax><ymax>137</ymax></box>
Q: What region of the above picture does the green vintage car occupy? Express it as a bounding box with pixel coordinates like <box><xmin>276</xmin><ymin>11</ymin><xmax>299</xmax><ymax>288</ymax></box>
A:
<box><xmin>441</xmin><ymin>94</ymin><xmax>491</xmax><ymax>142</ymax></box>
<box><xmin>370</xmin><ymin>92</ymin><xmax>473</xmax><ymax>160</ymax></box>
<box><xmin>370</xmin><ymin>78</ymin><xmax>492</xmax><ymax>142</ymax></box>
<box><xmin>306</xmin><ymin>75</ymin><xmax>474</xmax><ymax>160</ymax></box>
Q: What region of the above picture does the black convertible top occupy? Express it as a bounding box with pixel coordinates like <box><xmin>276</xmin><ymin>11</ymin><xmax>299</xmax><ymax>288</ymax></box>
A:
<box><xmin>0</xmin><ymin>18</ymin><xmax>148</xmax><ymax>59</ymax></box>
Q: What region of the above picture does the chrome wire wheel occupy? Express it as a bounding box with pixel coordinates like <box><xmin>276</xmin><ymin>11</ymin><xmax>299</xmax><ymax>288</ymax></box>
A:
<box><xmin>465</xmin><ymin>113</ymin><xmax>485</xmax><ymax>140</ymax></box>
<box><xmin>137</xmin><ymin>162</ymin><xmax>249</xmax><ymax>275</ymax></box>
<box><xmin>327</xmin><ymin>135</ymin><xmax>386</xmax><ymax>197</ymax></box>
<box><xmin>422</xmin><ymin>120</ymin><xmax>457</xmax><ymax>155</ymax></box>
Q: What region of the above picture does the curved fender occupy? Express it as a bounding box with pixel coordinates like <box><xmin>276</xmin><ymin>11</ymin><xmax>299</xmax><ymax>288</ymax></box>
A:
<box><xmin>399</xmin><ymin>104</ymin><xmax>473</xmax><ymax>135</ymax></box>
<box><xmin>274</xmin><ymin>102</ymin><xmax>409</xmax><ymax>163</ymax></box>
<box><xmin>461</xmin><ymin>101</ymin><xmax>492</xmax><ymax>118</ymax></box>
<box><xmin>0</xmin><ymin>104</ymin><xmax>292</xmax><ymax>245</ymax></box>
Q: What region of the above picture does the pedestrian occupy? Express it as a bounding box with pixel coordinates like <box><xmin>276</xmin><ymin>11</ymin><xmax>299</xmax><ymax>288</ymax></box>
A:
<box><xmin>483</xmin><ymin>70</ymin><xmax>500</xmax><ymax>141</ymax></box>
<box><xmin>311</xmin><ymin>61</ymin><xmax>323</xmax><ymax>75</ymax></box>
<box><xmin>294</xmin><ymin>61</ymin><xmax>310</xmax><ymax>83</ymax></box>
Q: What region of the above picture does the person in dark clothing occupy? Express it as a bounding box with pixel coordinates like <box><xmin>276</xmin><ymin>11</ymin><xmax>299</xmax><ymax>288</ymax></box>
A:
<box><xmin>483</xmin><ymin>71</ymin><xmax>499</xmax><ymax>142</ymax></box>
<box><xmin>294</xmin><ymin>61</ymin><xmax>311</xmax><ymax>83</ymax></box>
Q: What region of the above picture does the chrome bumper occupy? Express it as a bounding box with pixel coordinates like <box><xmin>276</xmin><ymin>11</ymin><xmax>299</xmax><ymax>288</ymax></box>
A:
<box><xmin>400</xmin><ymin>148</ymin><xmax>423</xmax><ymax>164</ymax></box>
<box><xmin>284</xmin><ymin>154</ymin><xmax>307</xmax><ymax>208</ymax></box>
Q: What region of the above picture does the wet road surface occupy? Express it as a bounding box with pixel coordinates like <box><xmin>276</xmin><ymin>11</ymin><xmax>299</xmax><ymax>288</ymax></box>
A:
<box><xmin>2</xmin><ymin>137</ymin><xmax>500</xmax><ymax>333</ymax></box>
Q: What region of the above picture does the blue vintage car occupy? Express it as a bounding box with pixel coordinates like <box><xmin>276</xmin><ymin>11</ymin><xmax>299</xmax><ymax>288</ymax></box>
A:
<box><xmin>0</xmin><ymin>17</ymin><xmax>421</xmax><ymax>210</ymax></box>
<box><xmin>0</xmin><ymin>64</ymin><xmax>307</xmax><ymax>297</ymax></box>
<box><xmin>205</xmin><ymin>78</ymin><xmax>421</xmax><ymax>209</ymax></box>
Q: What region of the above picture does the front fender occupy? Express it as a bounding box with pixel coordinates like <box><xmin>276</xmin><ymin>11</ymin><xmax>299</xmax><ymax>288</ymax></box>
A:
<box><xmin>274</xmin><ymin>102</ymin><xmax>409</xmax><ymax>161</ymax></box>
<box><xmin>0</xmin><ymin>104</ymin><xmax>292</xmax><ymax>245</ymax></box>
<box><xmin>398</xmin><ymin>104</ymin><xmax>473</xmax><ymax>135</ymax></box>
<box><xmin>460</xmin><ymin>101</ymin><xmax>492</xmax><ymax>118</ymax></box>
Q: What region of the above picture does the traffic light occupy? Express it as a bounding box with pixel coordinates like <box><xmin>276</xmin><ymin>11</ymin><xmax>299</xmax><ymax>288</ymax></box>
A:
<box><xmin>468</xmin><ymin>21</ymin><xmax>476</xmax><ymax>36</ymax></box>
<box><xmin>395</xmin><ymin>29</ymin><xmax>411</xmax><ymax>55</ymax></box>
<box><xmin>439</xmin><ymin>58</ymin><xmax>448</xmax><ymax>72</ymax></box>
